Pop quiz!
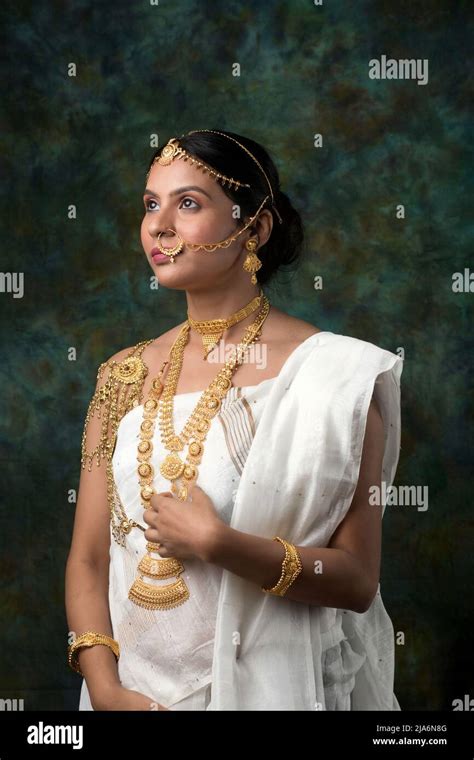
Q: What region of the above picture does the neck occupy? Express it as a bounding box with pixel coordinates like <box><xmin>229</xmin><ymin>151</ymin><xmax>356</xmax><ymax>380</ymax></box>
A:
<box><xmin>185</xmin><ymin>284</ymin><xmax>264</xmax><ymax>347</ymax></box>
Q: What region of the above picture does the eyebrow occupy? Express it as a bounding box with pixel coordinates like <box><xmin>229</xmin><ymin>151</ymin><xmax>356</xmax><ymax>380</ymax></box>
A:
<box><xmin>143</xmin><ymin>185</ymin><xmax>213</xmax><ymax>200</ymax></box>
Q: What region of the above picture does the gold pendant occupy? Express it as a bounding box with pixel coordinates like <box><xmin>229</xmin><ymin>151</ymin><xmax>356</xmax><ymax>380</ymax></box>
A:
<box><xmin>128</xmin><ymin>543</ymin><xmax>190</xmax><ymax>610</ymax></box>
<box><xmin>128</xmin><ymin>577</ymin><xmax>190</xmax><ymax>610</ymax></box>
<box><xmin>159</xmin><ymin>453</ymin><xmax>185</xmax><ymax>480</ymax></box>
<box><xmin>137</xmin><ymin>552</ymin><xmax>184</xmax><ymax>578</ymax></box>
<box><xmin>201</xmin><ymin>331</ymin><xmax>224</xmax><ymax>359</ymax></box>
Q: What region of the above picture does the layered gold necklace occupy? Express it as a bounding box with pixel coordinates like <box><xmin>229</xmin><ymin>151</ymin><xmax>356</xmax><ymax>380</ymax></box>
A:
<box><xmin>127</xmin><ymin>291</ymin><xmax>271</xmax><ymax>611</ymax></box>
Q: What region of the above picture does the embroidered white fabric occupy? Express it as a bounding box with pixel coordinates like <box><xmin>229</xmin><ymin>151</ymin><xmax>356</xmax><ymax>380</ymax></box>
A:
<box><xmin>78</xmin><ymin>331</ymin><xmax>403</xmax><ymax>711</ymax></box>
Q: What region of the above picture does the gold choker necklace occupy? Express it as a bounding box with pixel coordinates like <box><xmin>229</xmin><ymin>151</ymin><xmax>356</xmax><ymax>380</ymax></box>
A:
<box><xmin>187</xmin><ymin>290</ymin><xmax>263</xmax><ymax>359</ymax></box>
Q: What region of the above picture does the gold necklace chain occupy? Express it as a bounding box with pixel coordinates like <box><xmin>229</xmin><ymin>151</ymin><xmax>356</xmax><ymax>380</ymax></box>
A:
<box><xmin>127</xmin><ymin>293</ymin><xmax>271</xmax><ymax>610</ymax></box>
<box><xmin>187</xmin><ymin>289</ymin><xmax>263</xmax><ymax>359</ymax></box>
<box><xmin>160</xmin><ymin>297</ymin><xmax>270</xmax><ymax>491</ymax></box>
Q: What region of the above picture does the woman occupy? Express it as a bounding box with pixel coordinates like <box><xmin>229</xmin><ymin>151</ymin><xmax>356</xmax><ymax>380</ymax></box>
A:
<box><xmin>65</xmin><ymin>129</ymin><xmax>403</xmax><ymax>711</ymax></box>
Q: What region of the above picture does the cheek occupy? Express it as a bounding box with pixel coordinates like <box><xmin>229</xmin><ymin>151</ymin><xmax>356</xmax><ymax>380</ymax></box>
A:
<box><xmin>184</xmin><ymin>211</ymin><xmax>233</xmax><ymax>241</ymax></box>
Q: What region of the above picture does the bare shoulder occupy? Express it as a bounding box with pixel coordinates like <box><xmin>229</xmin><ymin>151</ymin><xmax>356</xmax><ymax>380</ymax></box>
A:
<box><xmin>143</xmin><ymin>322</ymin><xmax>188</xmax><ymax>362</ymax></box>
<box><xmin>265</xmin><ymin>306</ymin><xmax>324</xmax><ymax>343</ymax></box>
<box><xmin>103</xmin><ymin>323</ymin><xmax>187</xmax><ymax>367</ymax></box>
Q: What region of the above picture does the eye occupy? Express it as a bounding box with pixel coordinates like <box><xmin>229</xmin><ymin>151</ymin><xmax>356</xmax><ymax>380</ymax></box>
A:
<box><xmin>180</xmin><ymin>197</ymin><xmax>199</xmax><ymax>210</ymax></box>
<box><xmin>143</xmin><ymin>196</ymin><xmax>200</xmax><ymax>212</ymax></box>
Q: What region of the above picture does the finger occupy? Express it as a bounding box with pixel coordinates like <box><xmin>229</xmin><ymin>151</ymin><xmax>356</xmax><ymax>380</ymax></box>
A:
<box><xmin>149</xmin><ymin>493</ymin><xmax>161</xmax><ymax>511</ymax></box>
<box><xmin>150</xmin><ymin>498</ymin><xmax>160</xmax><ymax>513</ymax></box>
<box><xmin>143</xmin><ymin>509</ymin><xmax>157</xmax><ymax>526</ymax></box>
<box><xmin>188</xmin><ymin>485</ymin><xmax>203</xmax><ymax>501</ymax></box>
<box><xmin>150</xmin><ymin>491</ymin><xmax>174</xmax><ymax>511</ymax></box>
<box><xmin>144</xmin><ymin>527</ymin><xmax>161</xmax><ymax>544</ymax></box>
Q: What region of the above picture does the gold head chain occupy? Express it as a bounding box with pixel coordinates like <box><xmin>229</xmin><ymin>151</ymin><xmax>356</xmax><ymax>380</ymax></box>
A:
<box><xmin>147</xmin><ymin>129</ymin><xmax>283</xmax><ymax>225</ymax></box>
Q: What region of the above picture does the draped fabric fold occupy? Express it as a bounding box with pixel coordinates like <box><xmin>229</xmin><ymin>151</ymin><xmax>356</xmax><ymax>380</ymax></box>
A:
<box><xmin>208</xmin><ymin>331</ymin><xmax>403</xmax><ymax>710</ymax></box>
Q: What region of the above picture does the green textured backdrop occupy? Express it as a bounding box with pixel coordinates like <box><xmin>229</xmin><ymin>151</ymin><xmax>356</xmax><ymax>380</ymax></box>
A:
<box><xmin>1</xmin><ymin>0</ymin><xmax>472</xmax><ymax>710</ymax></box>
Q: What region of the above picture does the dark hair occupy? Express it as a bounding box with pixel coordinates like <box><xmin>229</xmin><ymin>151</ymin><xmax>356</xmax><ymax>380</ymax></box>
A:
<box><xmin>146</xmin><ymin>129</ymin><xmax>303</xmax><ymax>287</ymax></box>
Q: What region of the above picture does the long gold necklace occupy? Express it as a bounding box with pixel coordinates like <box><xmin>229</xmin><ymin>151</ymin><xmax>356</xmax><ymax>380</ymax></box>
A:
<box><xmin>128</xmin><ymin>293</ymin><xmax>271</xmax><ymax>611</ymax></box>
<box><xmin>187</xmin><ymin>289</ymin><xmax>263</xmax><ymax>359</ymax></box>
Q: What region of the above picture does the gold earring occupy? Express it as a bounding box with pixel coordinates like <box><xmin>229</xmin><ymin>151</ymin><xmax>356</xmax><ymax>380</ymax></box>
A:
<box><xmin>243</xmin><ymin>238</ymin><xmax>262</xmax><ymax>285</ymax></box>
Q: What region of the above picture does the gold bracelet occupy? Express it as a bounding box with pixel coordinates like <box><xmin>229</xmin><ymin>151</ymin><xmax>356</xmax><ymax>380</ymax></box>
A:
<box><xmin>261</xmin><ymin>536</ymin><xmax>303</xmax><ymax>596</ymax></box>
<box><xmin>68</xmin><ymin>631</ymin><xmax>120</xmax><ymax>676</ymax></box>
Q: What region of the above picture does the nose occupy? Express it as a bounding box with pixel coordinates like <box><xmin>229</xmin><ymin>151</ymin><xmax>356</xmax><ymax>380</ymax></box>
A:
<box><xmin>147</xmin><ymin>205</ymin><xmax>175</xmax><ymax>239</ymax></box>
<box><xmin>155</xmin><ymin>228</ymin><xmax>179</xmax><ymax>247</ymax></box>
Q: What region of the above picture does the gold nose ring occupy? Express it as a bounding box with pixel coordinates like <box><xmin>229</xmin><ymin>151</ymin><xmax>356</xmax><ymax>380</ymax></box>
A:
<box><xmin>157</xmin><ymin>229</ymin><xmax>184</xmax><ymax>262</ymax></box>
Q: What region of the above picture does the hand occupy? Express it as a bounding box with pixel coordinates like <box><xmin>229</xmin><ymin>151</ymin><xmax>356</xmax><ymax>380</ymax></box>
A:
<box><xmin>91</xmin><ymin>683</ymin><xmax>169</xmax><ymax>711</ymax></box>
<box><xmin>143</xmin><ymin>485</ymin><xmax>224</xmax><ymax>562</ymax></box>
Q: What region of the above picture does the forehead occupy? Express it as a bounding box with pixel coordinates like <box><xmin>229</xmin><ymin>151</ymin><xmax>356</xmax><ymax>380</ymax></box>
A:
<box><xmin>146</xmin><ymin>158</ymin><xmax>221</xmax><ymax>197</ymax></box>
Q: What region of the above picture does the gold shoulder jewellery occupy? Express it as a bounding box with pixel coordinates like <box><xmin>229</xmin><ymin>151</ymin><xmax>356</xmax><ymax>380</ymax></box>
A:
<box><xmin>81</xmin><ymin>339</ymin><xmax>152</xmax><ymax>471</ymax></box>
<box><xmin>80</xmin><ymin>339</ymin><xmax>154</xmax><ymax>546</ymax></box>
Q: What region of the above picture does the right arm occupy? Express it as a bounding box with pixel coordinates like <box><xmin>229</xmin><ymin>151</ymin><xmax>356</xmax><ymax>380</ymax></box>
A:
<box><xmin>65</xmin><ymin>348</ymin><xmax>167</xmax><ymax>711</ymax></box>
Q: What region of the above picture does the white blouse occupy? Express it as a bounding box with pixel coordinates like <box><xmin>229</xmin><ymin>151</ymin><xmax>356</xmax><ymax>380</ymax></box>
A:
<box><xmin>79</xmin><ymin>376</ymin><xmax>277</xmax><ymax>710</ymax></box>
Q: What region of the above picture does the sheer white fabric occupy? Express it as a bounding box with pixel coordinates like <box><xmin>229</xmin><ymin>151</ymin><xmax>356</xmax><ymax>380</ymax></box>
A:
<box><xmin>209</xmin><ymin>331</ymin><xmax>403</xmax><ymax>710</ymax></box>
<box><xmin>78</xmin><ymin>330</ymin><xmax>403</xmax><ymax>711</ymax></box>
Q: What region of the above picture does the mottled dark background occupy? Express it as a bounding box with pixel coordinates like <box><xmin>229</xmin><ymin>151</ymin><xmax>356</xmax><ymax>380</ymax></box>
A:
<box><xmin>1</xmin><ymin>0</ymin><xmax>472</xmax><ymax>711</ymax></box>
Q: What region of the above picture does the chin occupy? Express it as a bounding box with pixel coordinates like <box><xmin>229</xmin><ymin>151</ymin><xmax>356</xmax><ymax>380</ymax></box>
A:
<box><xmin>152</xmin><ymin>264</ymin><xmax>197</xmax><ymax>289</ymax></box>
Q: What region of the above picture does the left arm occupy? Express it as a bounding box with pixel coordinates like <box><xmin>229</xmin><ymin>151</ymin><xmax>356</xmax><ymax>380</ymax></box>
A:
<box><xmin>145</xmin><ymin>397</ymin><xmax>385</xmax><ymax>614</ymax></box>
<box><xmin>206</xmin><ymin>397</ymin><xmax>384</xmax><ymax>613</ymax></box>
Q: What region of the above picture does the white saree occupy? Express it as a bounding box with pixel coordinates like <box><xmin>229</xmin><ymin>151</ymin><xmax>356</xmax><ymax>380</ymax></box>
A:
<box><xmin>207</xmin><ymin>330</ymin><xmax>403</xmax><ymax>710</ymax></box>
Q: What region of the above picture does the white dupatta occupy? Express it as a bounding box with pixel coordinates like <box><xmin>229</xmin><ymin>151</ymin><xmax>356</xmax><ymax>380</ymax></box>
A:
<box><xmin>208</xmin><ymin>331</ymin><xmax>403</xmax><ymax>710</ymax></box>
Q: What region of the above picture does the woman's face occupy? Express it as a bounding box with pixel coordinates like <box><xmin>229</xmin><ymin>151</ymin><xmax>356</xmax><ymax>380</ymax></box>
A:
<box><xmin>140</xmin><ymin>159</ymin><xmax>248</xmax><ymax>291</ymax></box>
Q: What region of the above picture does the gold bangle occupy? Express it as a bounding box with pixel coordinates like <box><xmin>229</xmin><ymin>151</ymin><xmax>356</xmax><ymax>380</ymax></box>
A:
<box><xmin>261</xmin><ymin>536</ymin><xmax>303</xmax><ymax>596</ymax></box>
<box><xmin>68</xmin><ymin>631</ymin><xmax>120</xmax><ymax>676</ymax></box>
